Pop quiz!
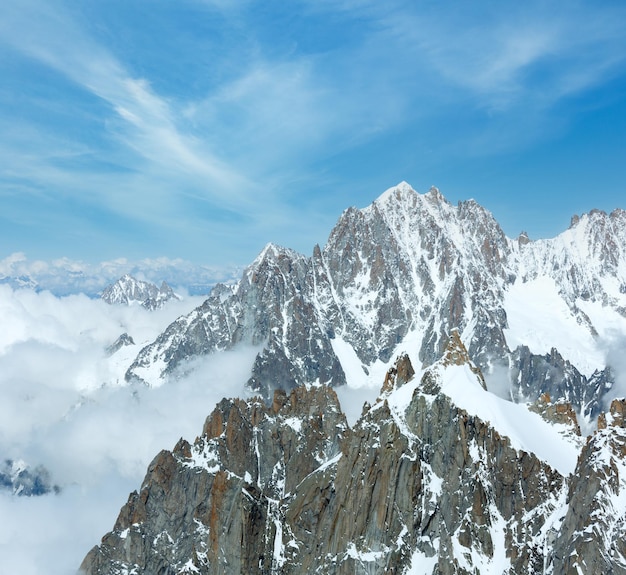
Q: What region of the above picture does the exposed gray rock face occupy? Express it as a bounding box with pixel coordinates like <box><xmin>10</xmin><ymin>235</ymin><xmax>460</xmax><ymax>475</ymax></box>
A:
<box><xmin>80</xmin><ymin>385</ymin><xmax>348</xmax><ymax>574</ymax></box>
<box><xmin>508</xmin><ymin>346</ymin><xmax>614</xmax><ymax>424</ymax></box>
<box><xmin>125</xmin><ymin>183</ymin><xmax>625</xmax><ymax>412</ymax></box>
<box><xmin>529</xmin><ymin>392</ymin><xmax>582</xmax><ymax>436</ymax></box>
<box><xmin>552</xmin><ymin>399</ymin><xmax>626</xmax><ymax>574</ymax></box>
<box><xmin>317</xmin><ymin>189</ymin><xmax>511</xmax><ymax>370</ymax></box>
<box><xmin>126</xmin><ymin>245</ymin><xmax>345</xmax><ymax>397</ymax></box>
<box><xmin>102</xmin><ymin>274</ymin><xmax>179</xmax><ymax>310</ymax></box>
<box><xmin>81</xmin><ymin>338</ymin><xmax>626</xmax><ymax>574</ymax></box>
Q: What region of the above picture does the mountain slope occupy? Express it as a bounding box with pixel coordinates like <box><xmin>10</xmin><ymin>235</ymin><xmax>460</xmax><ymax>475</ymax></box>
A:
<box><xmin>552</xmin><ymin>399</ymin><xmax>626</xmax><ymax>573</ymax></box>
<box><xmin>125</xmin><ymin>183</ymin><xmax>626</xmax><ymax>418</ymax></box>
<box><xmin>82</xmin><ymin>335</ymin><xmax>626</xmax><ymax>575</ymax></box>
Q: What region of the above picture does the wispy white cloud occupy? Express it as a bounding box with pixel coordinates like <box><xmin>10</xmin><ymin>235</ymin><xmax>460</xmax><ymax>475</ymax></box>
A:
<box><xmin>0</xmin><ymin>0</ymin><xmax>625</xmax><ymax>263</ymax></box>
<box><xmin>0</xmin><ymin>1</ymin><xmax>256</xmax><ymax>210</ymax></box>
<box><xmin>0</xmin><ymin>0</ymin><xmax>378</xmax><ymax>259</ymax></box>
<box><xmin>0</xmin><ymin>0</ymin><xmax>411</xmax><ymax>179</ymax></box>
<box><xmin>304</xmin><ymin>0</ymin><xmax>626</xmax><ymax>113</ymax></box>
<box><xmin>372</xmin><ymin>1</ymin><xmax>626</xmax><ymax>111</ymax></box>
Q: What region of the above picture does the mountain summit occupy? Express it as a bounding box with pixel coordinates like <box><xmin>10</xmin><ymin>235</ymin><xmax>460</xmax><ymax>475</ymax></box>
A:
<box><xmin>124</xmin><ymin>183</ymin><xmax>625</xmax><ymax>427</ymax></box>
<box><xmin>101</xmin><ymin>274</ymin><xmax>180</xmax><ymax>310</ymax></box>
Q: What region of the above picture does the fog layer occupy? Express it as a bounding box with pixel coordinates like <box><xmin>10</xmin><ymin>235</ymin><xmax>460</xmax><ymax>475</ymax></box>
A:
<box><xmin>0</xmin><ymin>286</ymin><xmax>258</xmax><ymax>575</ymax></box>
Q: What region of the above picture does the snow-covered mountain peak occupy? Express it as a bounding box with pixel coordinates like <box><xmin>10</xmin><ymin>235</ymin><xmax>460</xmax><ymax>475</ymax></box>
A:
<box><xmin>255</xmin><ymin>242</ymin><xmax>303</xmax><ymax>262</ymax></box>
<box><xmin>246</xmin><ymin>243</ymin><xmax>306</xmax><ymax>277</ymax></box>
<box><xmin>559</xmin><ymin>205</ymin><xmax>626</xmax><ymax>252</ymax></box>
<box><xmin>365</xmin><ymin>183</ymin><xmax>507</xmax><ymax>271</ymax></box>
<box><xmin>374</xmin><ymin>180</ymin><xmax>416</xmax><ymax>204</ymax></box>
<box><xmin>375</xmin><ymin>181</ymin><xmax>445</xmax><ymax>205</ymax></box>
<box><xmin>101</xmin><ymin>274</ymin><xmax>180</xmax><ymax>309</ymax></box>
<box><xmin>512</xmin><ymin>203</ymin><xmax>626</xmax><ymax>308</ymax></box>
<box><xmin>370</xmin><ymin>182</ymin><xmax>454</xmax><ymax>225</ymax></box>
<box><xmin>372</xmin><ymin>181</ymin><xmax>452</xmax><ymax>217</ymax></box>
<box><xmin>425</xmin><ymin>184</ymin><xmax>448</xmax><ymax>204</ymax></box>
<box><xmin>125</xmin><ymin>181</ymin><xmax>624</xmax><ymax>417</ymax></box>
<box><xmin>242</xmin><ymin>243</ymin><xmax>309</xmax><ymax>298</ymax></box>
<box><xmin>373</xmin><ymin>342</ymin><xmax>583</xmax><ymax>478</ymax></box>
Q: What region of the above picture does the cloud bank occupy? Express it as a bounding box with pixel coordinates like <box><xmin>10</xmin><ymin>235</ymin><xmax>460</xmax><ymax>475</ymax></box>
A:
<box><xmin>0</xmin><ymin>285</ymin><xmax>260</xmax><ymax>574</ymax></box>
<box><xmin>1</xmin><ymin>279</ymin><xmax>626</xmax><ymax>573</ymax></box>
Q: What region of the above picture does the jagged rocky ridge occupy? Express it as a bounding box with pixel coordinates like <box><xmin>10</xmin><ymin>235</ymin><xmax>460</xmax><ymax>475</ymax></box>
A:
<box><xmin>106</xmin><ymin>332</ymin><xmax>136</xmax><ymax>357</ymax></box>
<box><xmin>125</xmin><ymin>183</ymin><xmax>625</xmax><ymax>420</ymax></box>
<box><xmin>102</xmin><ymin>274</ymin><xmax>180</xmax><ymax>310</ymax></box>
<box><xmin>81</xmin><ymin>335</ymin><xmax>626</xmax><ymax>574</ymax></box>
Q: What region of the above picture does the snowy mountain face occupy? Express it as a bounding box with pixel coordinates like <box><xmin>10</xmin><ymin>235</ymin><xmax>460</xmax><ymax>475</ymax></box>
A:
<box><xmin>101</xmin><ymin>274</ymin><xmax>180</xmax><ymax>310</ymax></box>
<box><xmin>125</xmin><ymin>183</ymin><xmax>625</xmax><ymax>424</ymax></box>
<box><xmin>516</xmin><ymin>208</ymin><xmax>626</xmax><ymax>305</ymax></box>
<box><xmin>79</xmin><ymin>183</ymin><xmax>626</xmax><ymax>574</ymax></box>
<box><xmin>81</xmin><ymin>335</ymin><xmax>626</xmax><ymax>574</ymax></box>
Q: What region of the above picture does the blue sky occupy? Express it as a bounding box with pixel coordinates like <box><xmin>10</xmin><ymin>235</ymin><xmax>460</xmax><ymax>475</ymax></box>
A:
<box><xmin>1</xmin><ymin>0</ymin><xmax>625</xmax><ymax>269</ymax></box>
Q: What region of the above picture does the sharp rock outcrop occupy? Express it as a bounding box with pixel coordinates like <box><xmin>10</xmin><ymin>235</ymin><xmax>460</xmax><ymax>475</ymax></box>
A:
<box><xmin>106</xmin><ymin>332</ymin><xmax>136</xmax><ymax>357</ymax></box>
<box><xmin>81</xmin><ymin>336</ymin><xmax>626</xmax><ymax>574</ymax></box>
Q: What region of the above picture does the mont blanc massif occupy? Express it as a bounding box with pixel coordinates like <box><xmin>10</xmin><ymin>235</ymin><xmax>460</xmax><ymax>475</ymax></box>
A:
<box><xmin>47</xmin><ymin>184</ymin><xmax>626</xmax><ymax>573</ymax></box>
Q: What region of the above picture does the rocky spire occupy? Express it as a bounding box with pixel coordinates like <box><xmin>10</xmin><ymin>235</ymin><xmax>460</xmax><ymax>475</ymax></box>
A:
<box><xmin>380</xmin><ymin>352</ymin><xmax>415</xmax><ymax>395</ymax></box>
<box><xmin>442</xmin><ymin>329</ymin><xmax>487</xmax><ymax>390</ymax></box>
<box><xmin>529</xmin><ymin>392</ymin><xmax>581</xmax><ymax>436</ymax></box>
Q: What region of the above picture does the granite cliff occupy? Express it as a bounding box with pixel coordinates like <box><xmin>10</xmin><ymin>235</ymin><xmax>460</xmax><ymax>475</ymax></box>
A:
<box><xmin>81</xmin><ymin>335</ymin><xmax>626</xmax><ymax>574</ymax></box>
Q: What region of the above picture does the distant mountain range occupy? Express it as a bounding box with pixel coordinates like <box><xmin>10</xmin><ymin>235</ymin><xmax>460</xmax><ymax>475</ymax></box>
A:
<box><xmin>80</xmin><ymin>182</ymin><xmax>626</xmax><ymax>574</ymax></box>
<box><xmin>0</xmin><ymin>254</ymin><xmax>241</xmax><ymax>296</ymax></box>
